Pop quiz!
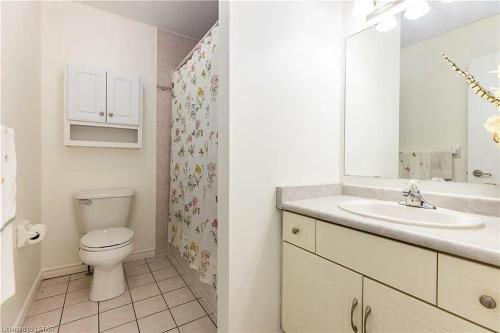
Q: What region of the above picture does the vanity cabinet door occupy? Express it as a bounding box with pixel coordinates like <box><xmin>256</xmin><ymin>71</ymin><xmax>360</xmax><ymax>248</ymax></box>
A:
<box><xmin>282</xmin><ymin>242</ymin><xmax>362</xmax><ymax>333</ymax></box>
<box><xmin>362</xmin><ymin>278</ymin><xmax>490</xmax><ymax>333</ymax></box>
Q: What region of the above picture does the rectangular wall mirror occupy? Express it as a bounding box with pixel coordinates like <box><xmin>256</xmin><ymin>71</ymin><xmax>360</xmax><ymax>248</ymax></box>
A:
<box><xmin>344</xmin><ymin>1</ymin><xmax>499</xmax><ymax>185</ymax></box>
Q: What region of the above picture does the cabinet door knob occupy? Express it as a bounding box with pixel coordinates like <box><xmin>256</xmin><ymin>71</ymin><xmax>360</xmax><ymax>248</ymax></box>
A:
<box><xmin>363</xmin><ymin>306</ymin><xmax>371</xmax><ymax>333</ymax></box>
<box><xmin>99</xmin><ymin>111</ymin><xmax>104</xmax><ymax>116</ymax></box>
<box><xmin>291</xmin><ymin>227</ymin><xmax>299</xmax><ymax>235</ymax></box>
<box><xmin>479</xmin><ymin>295</ymin><xmax>496</xmax><ymax>309</ymax></box>
<box><xmin>108</xmin><ymin>112</ymin><xmax>114</xmax><ymax>117</ymax></box>
<box><xmin>350</xmin><ymin>298</ymin><xmax>358</xmax><ymax>332</ymax></box>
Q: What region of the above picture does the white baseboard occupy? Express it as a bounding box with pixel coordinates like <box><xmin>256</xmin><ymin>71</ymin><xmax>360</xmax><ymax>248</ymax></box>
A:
<box><xmin>13</xmin><ymin>270</ymin><xmax>42</xmax><ymax>328</ymax></box>
<box><xmin>124</xmin><ymin>248</ymin><xmax>156</xmax><ymax>263</ymax></box>
<box><xmin>42</xmin><ymin>262</ymin><xmax>86</xmax><ymax>279</ymax></box>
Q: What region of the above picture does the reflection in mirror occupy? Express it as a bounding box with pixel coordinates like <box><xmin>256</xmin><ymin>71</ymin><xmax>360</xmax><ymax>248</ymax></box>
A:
<box><xmin>344</xmin><ymin>1</ymin><xmax>500</xmax><ymax>185</ymax></box>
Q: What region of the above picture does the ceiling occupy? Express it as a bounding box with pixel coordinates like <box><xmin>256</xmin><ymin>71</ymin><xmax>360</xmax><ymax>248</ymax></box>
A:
<box><xmin>81</xmin><ymin>1</ymin><xmax>218</xmax><ymax>39</ymax></box>
<box><xmin>402</xmin><ymin>1</ymin><xmax>499</xmax><ymax>47</ymax></box>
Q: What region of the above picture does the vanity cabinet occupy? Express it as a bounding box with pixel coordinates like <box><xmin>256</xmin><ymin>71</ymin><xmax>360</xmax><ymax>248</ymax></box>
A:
<box><xmin>282</xmin><ymin>242</ymin><xmax>362</xmax><ymax>333</ymax></box>
<box><xmin>282</xmin><ymin>212</ymin><xmax>499</xmax><ymax>333</ymax></box>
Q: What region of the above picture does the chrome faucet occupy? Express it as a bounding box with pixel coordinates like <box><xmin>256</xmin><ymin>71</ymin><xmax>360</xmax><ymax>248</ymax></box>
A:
<box><xmin>400</xmin><ymin>180</ymin><xmax>436</xmax><ymax>209</ymax></box>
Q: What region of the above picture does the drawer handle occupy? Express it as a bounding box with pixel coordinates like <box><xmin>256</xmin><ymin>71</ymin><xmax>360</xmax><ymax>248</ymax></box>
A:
<box><xmin>479</xmin><ymin>295</ymin><xmax>496</xmax><ymax>309</ymax></box>
<box><xmin>78</xmin><ymin>199</ymin><xmax>92</xmax><ymax>205</ymax></box>
<box><xmin>291</xmin><ymin>227</ymin><xmax>300</xmax><ymax>235</ymax></box>
<box><xmin>350</xmin><ymin>298</ymin><xmax>358</xmax><ymax>332</ymax></box>
<box><xmin>363</xmin><ymin>306</ymin><xmax>371</xmax><ymax>333</ymax></box>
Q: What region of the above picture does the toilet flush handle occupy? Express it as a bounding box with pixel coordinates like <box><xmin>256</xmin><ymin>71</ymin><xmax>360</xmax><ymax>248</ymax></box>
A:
<box><xmin>79</xmin><ymin>199</ymin><xmax>92</xmax><ymax>205</ymax></box>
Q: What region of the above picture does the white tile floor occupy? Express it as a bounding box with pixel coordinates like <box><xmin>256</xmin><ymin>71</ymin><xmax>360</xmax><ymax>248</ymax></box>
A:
<box><xmin>23</xmin><ymin>255</ymin><xmax>217</xmax><ymax>333</ymax></box>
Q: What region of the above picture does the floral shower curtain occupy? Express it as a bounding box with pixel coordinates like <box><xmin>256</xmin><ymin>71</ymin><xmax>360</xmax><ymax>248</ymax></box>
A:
<box><xmin>169</xmin><ymin>26</ymin><xmax>218</xmax><ymax>290</ymax></box>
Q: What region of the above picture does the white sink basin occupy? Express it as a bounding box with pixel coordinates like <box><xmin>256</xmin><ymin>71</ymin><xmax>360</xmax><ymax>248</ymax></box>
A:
<box><xmin>338</xmin><ymin>200</ymin><xmax>484</xmax><ymax>229</ymax></box>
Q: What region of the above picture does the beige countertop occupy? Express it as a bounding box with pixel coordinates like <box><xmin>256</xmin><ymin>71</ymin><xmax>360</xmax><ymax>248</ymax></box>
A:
<box><xmin>280</xmin><ymin>195</ymin><xmax>500</xmax><ymax>267</ymax></box>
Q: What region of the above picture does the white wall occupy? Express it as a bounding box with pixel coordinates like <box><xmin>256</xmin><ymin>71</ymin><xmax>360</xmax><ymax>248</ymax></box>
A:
<box><xmin>40</xmin><ymin>2</ymin><xmax>157</xmax><ymax>270</ymax></box>
<box><xmin>345</xmin><ymin>25</ymin><xmax>400</xmax><ymax>178</ymax></box>
<box><xmin>218</xmin><ymin>2</ymin><xmax>344</xmax><ymax>331</ymax></box>
<box><xmin>400</xmin><ymin>14</ymin><xmax>500</xmax><ymax>182</ymax></box>
<box><xmin>1</xmin><ymin>1</ymin><xmax>42</xmax><ymax>326</ymax></box>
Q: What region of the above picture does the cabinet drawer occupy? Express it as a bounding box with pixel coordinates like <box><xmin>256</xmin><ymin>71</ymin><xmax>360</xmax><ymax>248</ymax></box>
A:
<box><xmin>438</xmin><ymin>254</ymin><xmax>500</xmax><ymax>332</ymax></box>
<box><xmin>364</xmin><ymin>278</ymin><xmax>490</xmax><ymax>333</ymax></box>
<box><xmin>282</xmin><ymin>212</ymin><xmax>315</xmax><ymax>252</ymax></box>
<box><xmin>316</xmin><ymin>221</ymin><xmax>437</xmax><ymax>303</ymax></box>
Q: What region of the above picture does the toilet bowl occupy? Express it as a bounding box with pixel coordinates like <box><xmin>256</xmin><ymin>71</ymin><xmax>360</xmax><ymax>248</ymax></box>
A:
<box><xmin>79</xmin><ymin>227</ymin><xmax>134</xmax><ymax>301</ymax></box>
<box><xmin>75</xmin><ymin>188</ymin><xmax>135</xmax><ymax>301</ymax></box>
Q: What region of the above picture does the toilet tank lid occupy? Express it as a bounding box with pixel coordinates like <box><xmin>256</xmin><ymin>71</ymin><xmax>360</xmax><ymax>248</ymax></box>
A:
<box><xmin>75</xmin><ymin>188</ymin><xmax>135</xmax><ymax>200</ymax></box>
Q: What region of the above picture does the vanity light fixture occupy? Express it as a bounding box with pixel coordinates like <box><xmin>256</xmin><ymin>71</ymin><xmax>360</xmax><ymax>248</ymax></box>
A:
<box><xmin>375</xmin><ymin>15</ymin><xmax>398</xmax><ymax>32</ymax></box>
<box><xmin>353</xmin><ymin>0</ymin><xmax>376</xmax><ymax>18</ymax></box>
<box><xmin>353</xmin><ymin>0</ymin><xmax>431</xmax><ymax>32</ymax></box>
<box><xmin>404</xmin><ymin>0</ymin><xmax>430</xmax><ymax>20</ymax></box>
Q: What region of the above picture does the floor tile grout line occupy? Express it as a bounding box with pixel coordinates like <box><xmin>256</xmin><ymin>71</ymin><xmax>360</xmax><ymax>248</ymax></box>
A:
<box><xmin>25</xmin><ymin>292</ymin><xmax>106</xmax><ymax>322</ymax></box>
<box><xmin>177</xmin><ymin>314</ymin><xmax>213</xmax><ymax>331</ymax></box>
<box><xmin>126</xmin><ymin>260</ymin><xmax>143</xmax><ymax>333</ymax></box>
<box><xmin>167</xmin><ymin>255</ymin><xmax>217</xmax><ymax>329</ymax></box>
<box><xmin>56</xmin><ymin>273</ymin><xmax>71</xmax><ymax>333</ymax></box>
<box><xmin>58</xmin><ymin>312</ymin><xmax>98</xmax><ymax>328</ymax></box>
<box><xmin>33</xmin><ymin>289</ymin><xmax>68</xmax><ymax>302</ymax></box>
<box><xmin>37</xmin><ymin>274</ymin><xmax>91</xmax><ymax>295</ymax></box>
<box><xmin>172</xmin><ymin>263</ymin><xmax>209</xmax><ymax>317</ymax></box>
<box><xmin>98</xmin><ymin>299</ymin><xmax>132</xmax><ymax>314</ymax></box>
<box><xmin>167</xmin><ymin>257</ymin><xmax>214</xmax><ymax>329</ymax></box>
<box><xmin>207</xmin><ymin>314</ymin><xmax>217</xmax><ymax>328</ymax></box>
<box><xmin>25</xmin><ymin>307</ymin><xmax>63</xmax><ymax>319</ymax></box>
<box><xmin>146</xmin><ymin>255</ymin><xmax>180</xmax><ymax>329</ymax></box>
<box><xmin>100</xmin><ymin>318</ymin><xmax>136</xmax><ymax>333</ymax></box>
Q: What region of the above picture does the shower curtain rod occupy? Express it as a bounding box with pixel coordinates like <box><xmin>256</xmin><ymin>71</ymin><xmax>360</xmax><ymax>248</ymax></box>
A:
<box><xmin>174</xmin><ymin>21</ymin><xmax>219</xmax><ymax>72</ymax></box>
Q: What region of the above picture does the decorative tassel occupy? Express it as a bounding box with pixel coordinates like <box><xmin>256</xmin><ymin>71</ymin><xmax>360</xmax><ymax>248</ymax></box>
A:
<box><xmin>442</xmin><ymin>52</ymin><xmax>500</xmax><ymax>109</ymax></box>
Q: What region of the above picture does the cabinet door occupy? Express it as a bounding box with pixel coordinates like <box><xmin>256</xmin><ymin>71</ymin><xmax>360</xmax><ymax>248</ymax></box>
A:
<box><xmin>282</xmin><ymin>242</ymin><xmax>362</xmax><ymax>333</ymax></box>
<box><xmin>106</xmin><ymin>72</ymin><xmax>141</xmax><ymax>126</ymax></box>
<box><xmin>362</xmin><ymin>278</ymin><xmax>490</xmax><ymax>333</ymax></box>
<box><xmin>67</xmin><ymin>65</ymin><xmax>106</xmax><ymax>123</ymax></box>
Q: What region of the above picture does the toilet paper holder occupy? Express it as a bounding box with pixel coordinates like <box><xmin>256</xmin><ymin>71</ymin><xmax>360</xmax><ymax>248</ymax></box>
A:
<box><xmin>17</xmin><ymin>221</ymin><xmax>47</xmax><ymax>248</ymax></box>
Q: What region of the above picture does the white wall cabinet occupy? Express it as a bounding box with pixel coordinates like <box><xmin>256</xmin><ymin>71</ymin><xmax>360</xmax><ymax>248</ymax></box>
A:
<box><xmin>106</xmin><ymin>72</ymin><xmax>141</xmax><ymax>126</ymax></box>
<box><xmin>65</xmin><ymin>64</ymin><xmax>142</xmax><ymax>148</ymax></box>
<box><xmin>67</xmin><ymin>65</ymin><xmax>107</xmax><ymax>123</ymax></box>
<box><xmin>282</xmin><ymin>213</ymin><xmax>498</xmax><ymax>333</ymax></box>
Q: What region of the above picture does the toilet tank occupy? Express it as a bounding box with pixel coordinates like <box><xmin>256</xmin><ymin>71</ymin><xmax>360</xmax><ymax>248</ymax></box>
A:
<box><xmin>75</xmin><ymin>188</ymin><xmax>135</xmax><ymax>233</ymax></box>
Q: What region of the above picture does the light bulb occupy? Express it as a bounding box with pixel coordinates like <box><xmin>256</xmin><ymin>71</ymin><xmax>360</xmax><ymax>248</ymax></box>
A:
<box><xmin>353</xmin><ymin>0</ymin><xmax>375</xmax><ymax>18</ymax></box>
<box><xmin>375</xmin><ymin>15</ymin><xmax>398</xmax><ymax>32</ymax></box>
<box><xmin>404</xmin><ymin>0</ymin><xmax>430</xmax><ymax>20</ymax></box>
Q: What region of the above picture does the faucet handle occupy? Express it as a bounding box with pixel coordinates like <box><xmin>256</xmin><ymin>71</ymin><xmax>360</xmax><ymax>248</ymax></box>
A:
<box><xmin>408</xmin><ymin>179</ymin><xmax>420</xmax><ymax>191</ymax></box>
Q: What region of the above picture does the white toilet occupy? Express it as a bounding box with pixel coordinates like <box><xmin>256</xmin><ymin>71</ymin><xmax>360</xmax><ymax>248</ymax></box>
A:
<box><xmin>75</xmin><ymin>188</ymin><xmax>135</xmax><ymax>302</ymax></box>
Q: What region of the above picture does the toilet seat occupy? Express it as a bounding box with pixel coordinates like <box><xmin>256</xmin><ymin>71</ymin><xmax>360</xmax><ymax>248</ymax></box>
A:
<box><xmin>80</xmin><ymin>227</ymin><xmax>134</xmax><ymax>252</ymax></box>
